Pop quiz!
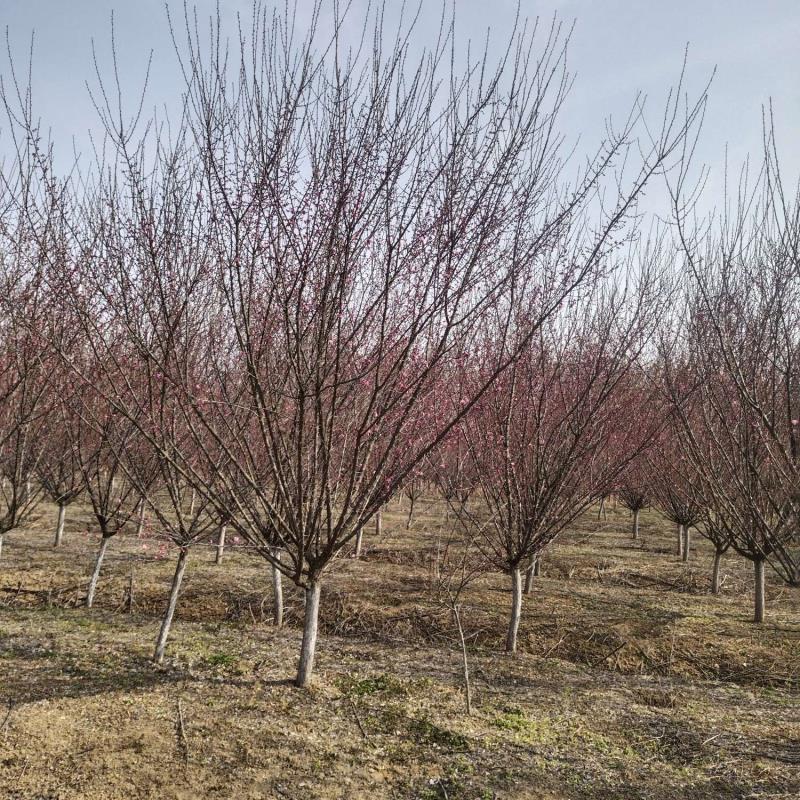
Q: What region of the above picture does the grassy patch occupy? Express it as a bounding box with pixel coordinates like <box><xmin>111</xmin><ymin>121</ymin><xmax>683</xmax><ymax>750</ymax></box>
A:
<box><xmin>205</xmin><ymin>651</ymin><xmax>239</xmax><ymax>668</ymax></box>
<box><xmin>335</xmin><ymin>672</ymin><xmax>407</xmax><ymax>698</ymax></box>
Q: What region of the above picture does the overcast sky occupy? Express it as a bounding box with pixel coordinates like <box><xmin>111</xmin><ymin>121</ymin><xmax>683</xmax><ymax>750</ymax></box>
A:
<box><xmin>1</xmin><ymin>0</ymin><xmax>798</xmax><ymax>210</ymax></box>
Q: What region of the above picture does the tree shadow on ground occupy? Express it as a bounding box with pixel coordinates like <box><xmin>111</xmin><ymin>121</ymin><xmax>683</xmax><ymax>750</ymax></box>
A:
<box><xmin>0</xmin><ymin>641</ymin><xmax>189</xmax><ymax>705</ymax></box>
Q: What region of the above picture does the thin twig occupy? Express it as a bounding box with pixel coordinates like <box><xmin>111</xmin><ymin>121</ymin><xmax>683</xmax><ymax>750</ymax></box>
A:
<box><xmin>348</xmin><ymin>698</ymin><xmax>369</xmax><ymax>740</ymax></box>
<box><xmin>0</xmin><ymin>701</ymin><xmax>14</xmax><ymax>739</ymax></box>
<box><xmin>176</xmin><ymin>698</ymin><xmax>189</xmax><ymax>763</ymax></box>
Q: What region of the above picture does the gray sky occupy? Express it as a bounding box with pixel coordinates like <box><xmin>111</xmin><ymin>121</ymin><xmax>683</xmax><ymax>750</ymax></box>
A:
<box><xmin>1</xmin><ymin>0</ymin><xmax>798</xmax><ymax>208</ymax></box>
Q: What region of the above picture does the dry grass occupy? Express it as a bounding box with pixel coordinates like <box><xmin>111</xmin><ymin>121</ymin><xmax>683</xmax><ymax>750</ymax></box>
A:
<box><xmin>0</xmin><ymin>498</ymin><xmax>798</xmax><ymax>799</ymax></box>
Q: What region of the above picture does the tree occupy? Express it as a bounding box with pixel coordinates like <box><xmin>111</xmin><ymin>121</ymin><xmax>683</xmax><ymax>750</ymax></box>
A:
<box><xmin>0</xmin><ymin>94</ymin><xmax>57</xmax><ymax>560</ymax></box>
<box><xmin>37</xmin><ymin>386</ymin><xmax>84</xmax><ymax>547</ymax></box>
<box><xmin>0</xmin><ymin>246</ymin><xmax>50</xmax><ymax>561</ymax></box>
<box><xmin>20</xmin><ymin>4</ymin><xmax>706</xmax><ymax>687</ymax></box>
<box><xmin>431</xmin><ymin>426</ymin><xmax>477</xmax><ymax>518</ymax></box>
<box><xmin>647</xmin><ymin>427</ymin><xmax>705</xmax><ymax>561</ymax></box>
<box><xmin>126</xmin><ymin>434</ymin><xmax>222</xmax><ymax>663</ymax></box>
<box><xmin>617</xmin><ymin>465</ymin><xmax>650</xmax><ymax>541</ymax></box>
<box><xmin>459</xmin><ymin>267</ymin><xmax>670</xmax><ymax>653</ymax></box>
<box><xmin>668</xmin><ymin>118</ymin><xmax>800</xmax><ymax>620</ymax></box>
<box><xmin>61</xmin><ymin>384</ymin><xmax>154</xmax><ymax>608</ymax></box>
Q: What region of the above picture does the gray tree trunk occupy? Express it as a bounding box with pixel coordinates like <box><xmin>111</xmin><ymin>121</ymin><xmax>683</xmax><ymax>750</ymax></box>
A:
<box><xmin>632</xmin><ymin>509</ymin><xmax>640</xmax><ymax>540</ymax></box>
<box><xmin>754</xmin><ymin>558</ymin><xmax>766</xmax><ymax>623</ymax></box>
<box><xmin>676</xmin><ymin>523</ymin><xmax>684</xmax><ymax>557</ymax></box>
<box><xmin>354</xmin><ymin>526</ymin><xmax>363</xmax><ymax>559</ymax></box>
<box><xmin>533</xmin><ymin>557</ymin><xmax>541</xmax><ymax>577</ymax></box>
<box><xmin>505</xmin><ymin>568</ymin><xmax>523</xmax><ymax>653</ymax></box>
<box><xmin>296</xmin><ymin>582</ymin><xmax>322</xmax><ymax>688</ymax></box>
<box><xmin>681</xmin><ymin>526</ymin><xmax>691</xmax><ymax>562</ymax></box>
<box><xmin>711</xmin><ymin>549</ymin><xmax>723</xmax><ymax>594</ymax></box>
<box><xmin>126</xmin><ymin>567</ymin><xmax>135</xmax><ymax>613</ymax></box>
<box><xmin>375</xmin><ymin>508</ymin><xmax>382</xmax><ymax>538</ymax></box>
<box><xmin>406</xmin><ymin>495</ymin><xmax>415</xmax><ymax>529</ymax></box>
<box><xmin>136</xmin><ymin>499</ymin><xmax>146</xmax><ymax>537</ymax></box>
<box><xmin>215</xmin><ymin>524</ymin><xmax>226</xmax><ymax>565</ymax></box>
<box><xmin>154</xmin><ymin>547</ymin><xmax>189</xmax><ymax>663</ymax></box>
<box><xmin>54</xmin><ymin>504</ymin><xmax>67</xmax><ymax>548</ymax></box>
<box><xmin>524</xmin><ymin>557</ymin><xmax>536</xmax><ymax>594</ymax></box>
<box><xmin>0</xmin><ymin>532</ymin><xmax>4</xmax><ymax>561</ymax></box>
<box><xmin>86</xmin><ymin>537</ymin><xmax>110</xmax><ymax>608</ymax></box>
<box><xmin>453</xmin><ymin>603</ymin><xmax>472</xmax><ymax>715</ymax></box>
<box><xmin>271</xmin><ymin>547</ymin><xmax>284</xmax><ymax>627</ymax></box>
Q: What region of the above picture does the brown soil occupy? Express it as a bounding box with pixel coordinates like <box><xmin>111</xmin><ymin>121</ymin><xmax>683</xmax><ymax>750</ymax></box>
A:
<box><xmin>0</xmin><ymin>500</ymin><xmax>798</xmax><ymax>799</ymax></box>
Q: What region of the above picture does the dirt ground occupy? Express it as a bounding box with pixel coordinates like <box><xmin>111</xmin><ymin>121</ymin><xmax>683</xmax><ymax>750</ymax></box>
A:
<box><xmin>0</xmin><ymin>498</ymin><xmax>798</xmax><ymax>799</ymax></box>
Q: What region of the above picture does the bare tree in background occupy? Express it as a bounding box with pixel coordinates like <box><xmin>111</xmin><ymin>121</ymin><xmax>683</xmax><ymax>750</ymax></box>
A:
<box><xmin>669</xmin><ymin>118</ymin><xmax>800</xmax><ymax>620</ymax></box>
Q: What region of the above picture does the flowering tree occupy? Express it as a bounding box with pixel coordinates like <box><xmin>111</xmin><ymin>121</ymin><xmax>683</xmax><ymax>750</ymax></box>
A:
<box><xmin>616</xmin><ymin>458</ymin><xmax>651</xmax><ymax>540</ymax></box>
<box><xmin>668</xmin><ymin>121</ymin><xmax>800</xmax><ymax>619</ymax></box>
<box><xmin>402</xmin><ymin>467</ymin><xmax>428</xmax><ymax>531</ymax></box>
<box><xmin>642</xmin><ymin>404</ymin><xmax>702</xmax><ymax>555</ymax></box>
<box><xmin>37</xmin><ymin>383</ymin><xmax>85</xmax><ymax>547</ymax></box>
<box><xmin>430</xmin><ymin>418</ymin><xmax>478</xmax><ymax>518</ymax></box>
<box><xmin>0</xmin><ymin>223</ymin><xmax>51</xmax><ymax>561</ymax></box>
<box><xmin>59</xmin><ymin>382</ymin><xmax>155</xmax><ymax>608</ymax></box>
<box><xmin>458</xmin><ymin>267</ymin><xmax>670</xmax><ymax>652</ymax></box>
<box><xmin>125</xmin><ymin>430</ymin><xmax>223</xmax><ymax>663</ymax></box>
<box><xmin>0</xmin><ymin>75</ymin><xmax>64</xmax><ymax>561</ymax></box>
<box><xmin>9</xmin><ymin>3</ymin><xmax>707</xmax><ymax>686</ymax></box>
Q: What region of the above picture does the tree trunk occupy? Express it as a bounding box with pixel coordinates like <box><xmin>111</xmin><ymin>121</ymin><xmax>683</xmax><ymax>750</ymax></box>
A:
<box><xmin>711</xmin><ymin>549</ymin><xmax>723</xmax><ymax>594</ymax></box>
<box><xmin>0</xmin><ymin>532</ymin><xmax>4</xmax><ymax>561</ymax></box>
<box><xmin>533</xmin><ymin>557</ymin><xmax>541</xmax><ymax>577</ymax></box>
<box><xmin>126</xmin><ymin>567</ymin><xmax>135</xmax><ymax>613</ymax></box>
<box><xmin>154</xmin><ymin>547</ymin><xmax>189</xmax><ymax>664</ymax></box>
<box><xmin>453</xmin><ymin>604</ymin><xmax>472</xmax><ymax>715</ymax></box>
<box><xmin>296</xmin><ymin>582</ymin><xmax>322</xmax><ymax>688</ymax></box>
<box><xmin>753</xmin><ymin>558</ymin><xmax>765</xmax><ymax>624</ymax></box>
<box><xmin>681</xmin><ymin>526</ymin><xmax>691</xmax><ymax>562</ymax></box>
<box><xmin>215</xmin><ymin>524</ymin><xmax>226</xmax><ymax>565</ymax></box>
<box><xmin>271</xmin><ymin>547</ymin><xmax>284</xmax><ymax>627</ymax></box>
<box><xmin>505</xmin><ymin>568</ymin><xmax>523</xmax><ymax>653</ymax></box>
<box><xmin>87</xmin><ymin>536</ymin><xmax>110</xmax><ymax>608</ymax></box>
<box><xmin>597</xmin><ymin>497</ymin><xmax>606</xmax><ymax>520</ymax></box>
<box><xmin>54</xmin><ymin>504</ymin><xmax>67</xmax><ymax>548</ymax></box>
<box><xmin>632</xmin><ymin>509</ymin><xmax>640</xmax><ymax>540</ymax></box>
<box><xmin>406</xmin><ymin>495</ymin><xmax>415</xmax><ymax>530</ymax></box>
<box><xmin>354</xmin><ymin>526</ymin><xmax>363</xmax><ymax>559</ymax></box>
<box><xmin>188</xmin><ymin>488</ymin><xmax>196</xmax><ymax>517</ymax></box>
<box><xmin>136</xmin><ymin>499</ymin><xmax>146</xmax><ymax>537</ymax></box>
<box><xmin>676</xmin><ymin>523</ymin><xmax>684</xmax><ymax>557</ymax></box>
<box><xmin>375</xmin><ymin>508</ymin><xmax>382</xmax><ymax>538</ymax></box>
<box><xmin>524</xmin><ymin>557</ymin><xmax>536</xmax><ymax>594</ymax></box>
